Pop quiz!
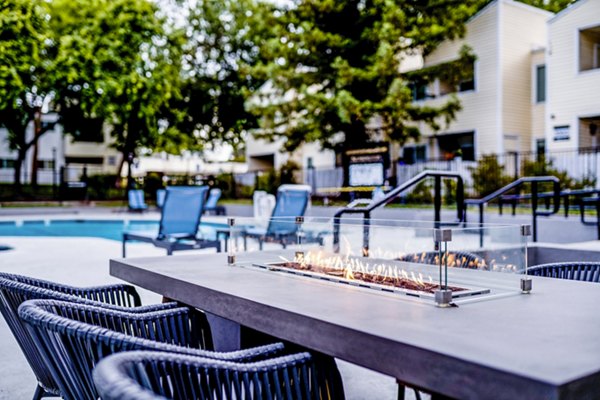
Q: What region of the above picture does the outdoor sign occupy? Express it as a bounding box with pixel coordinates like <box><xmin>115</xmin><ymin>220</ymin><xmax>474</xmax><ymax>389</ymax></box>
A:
<box><xmin>344</xmin><ymin>144</ymin><xmax>389</xmax><ymax>187</ymax></box>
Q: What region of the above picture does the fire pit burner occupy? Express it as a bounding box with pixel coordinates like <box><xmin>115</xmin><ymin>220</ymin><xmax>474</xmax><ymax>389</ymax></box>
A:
<box><xmin>250</xmin><ymin>252</ymin><xmax>491</xmax><ymax>301</ymax></box>
<box><xmin>271</xmin><ymin>261</ymin><xmax>463</xmax><ymax>294</ymax></box>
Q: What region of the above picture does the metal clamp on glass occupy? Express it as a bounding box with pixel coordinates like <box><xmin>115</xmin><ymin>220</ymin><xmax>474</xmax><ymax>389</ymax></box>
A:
<box><xmin>433</xmin><ymin>229</ymin><xmax>453</xmax><ymax>307</ymax></box>
<box><xmin>295</xmin><ymin>216</ymin><xmax>305</xmax><ymax>249</ymax></box>
<box><xmin>520</xmin><ymin>224</ymin><xmax>532</xmax><ymax>293</ymax></box>
<box><xmin>227</xmin><ymin>218</ymin><xmax>236</xmax><ymax>265</ymax></box>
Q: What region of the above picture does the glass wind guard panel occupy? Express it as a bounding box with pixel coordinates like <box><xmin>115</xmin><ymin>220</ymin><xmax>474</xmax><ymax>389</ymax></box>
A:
<box><xmin>227</xmin><ymin>217</ymin><xmax>526</xmax><ymax>305</ymax></box>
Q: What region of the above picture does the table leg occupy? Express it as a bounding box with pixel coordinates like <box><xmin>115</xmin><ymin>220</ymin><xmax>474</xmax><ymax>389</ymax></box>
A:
<box><xmin>205</xmin><ymin>313</ymin><xmax>241</xmax><ymax>352</ymax></box>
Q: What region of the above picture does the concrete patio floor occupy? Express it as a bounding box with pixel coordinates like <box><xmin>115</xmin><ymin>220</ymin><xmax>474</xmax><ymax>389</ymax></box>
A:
<box><xmin>0</xmin><ymin>234</ymin><xmax>406</xmax><ymax>399</ymax></box>
<box><xmin>1</xmin><ymin>204</ymin><xmax>600</xmax><ymax>399</ymax></box>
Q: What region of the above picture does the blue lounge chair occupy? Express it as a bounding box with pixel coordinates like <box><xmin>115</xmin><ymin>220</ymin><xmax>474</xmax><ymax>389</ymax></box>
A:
<box><xmin>122</xmin><ymin>186</ymin><xmax>221</xmax><ymax>256</ymax></box>
<box><xmin>155</xmin><ymin>188</ymin><xmax>166</xmax><ymax>209</ymax></box>
<box><xmin>127</xmin><ymin>189</ymin><xmax>148</xmax><ymax>212</ymax></box>
<box><xmin>0</xmin><ymin>273</ymin><xmax>177</xmax><ymax>400</ymax></box>
<box><xmin>93</xmin><ymin>351</ymin><xmax>323</xmax><ymax>400</ymax></box>
<box><xmin>242</xmin><ymin>186</ymin><xmax>316</xmax><ymax>250</ymax></box>
<box><xmin>203</xmin><ymin>187</ymin><xmax>226</xmax><ymax>215</ymax></box>
<box><xmin>18</xmin><ymin>299</ymin><xmax>286</xmax><ymax>400</ymax></box>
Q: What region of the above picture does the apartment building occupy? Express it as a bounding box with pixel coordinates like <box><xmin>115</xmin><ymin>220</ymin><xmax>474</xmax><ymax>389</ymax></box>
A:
<box><xmin>63</xmin><ymin>128</ymin><xmax>121</xmax><ymax>177</ymax></box>
<box><xmin>545</xmin><ymin>0</ymin><xmax>600</xmax><ymax>151</ymax></box>
<box><xmin>0</xmin><ymin>114</ymin><xmax>64</xmax><ymax>185</ymax></box>
<box><xmin>246</xmin><ymin>136</ymin><xmax>336</xmax><ymax>171</ymax></box>
<box><xmin>405</xmin><ymin>0</ymin><xmax>553</xmax><ymax>162</ymax></box>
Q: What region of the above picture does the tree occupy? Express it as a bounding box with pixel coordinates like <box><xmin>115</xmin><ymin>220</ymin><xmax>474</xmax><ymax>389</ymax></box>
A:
<box><xmin>162</xmin><ymin>0</ymin><xmax>273</xmax><ymax>156</ymax></box>
<box><xmin>47</xmin><ymin>0</ymin><xmax>185</xmax><ymax>186</ymax></box>
<box><xmin>246</xmin><ymin>0</ymin><xmax>483</xmax><ymax>152</ymax></box>
<box><xmin>0</xmin><ymin>0</ymin><xmax>54</xmax><ymax>191</ymax></box>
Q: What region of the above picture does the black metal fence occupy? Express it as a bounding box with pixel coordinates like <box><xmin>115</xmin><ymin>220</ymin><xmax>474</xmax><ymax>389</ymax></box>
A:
<box><xmin>1</xmin><ymin>147</ymin><xmax>598</xmax><ymax>202</ymax></box>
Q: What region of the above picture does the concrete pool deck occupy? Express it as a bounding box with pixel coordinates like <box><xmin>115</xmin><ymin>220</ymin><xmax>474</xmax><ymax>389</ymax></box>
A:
<box><xmin>1</xmin><ymin>205</ymin><xmax>599</xmax><ymax>399</ymax></box>
<box><xmin>0</xmin><ymin>218</ymin><xmax>404</xmax><ymax>399</ymax></box>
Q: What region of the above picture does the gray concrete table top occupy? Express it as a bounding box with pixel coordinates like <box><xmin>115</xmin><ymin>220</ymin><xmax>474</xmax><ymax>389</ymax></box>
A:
<box><xmin>110</xmin><ymin>251</ymin><xmax>600</xmax><ymax>400</ymax></box>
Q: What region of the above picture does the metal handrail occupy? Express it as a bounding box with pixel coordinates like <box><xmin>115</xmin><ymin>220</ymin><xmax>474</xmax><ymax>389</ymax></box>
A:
<box><xmin>464</xmin><ymin>176</ymin><xmax>560</xmax><ymax>242</ymax></box>
<box><xmin>332</xmin><ymin>170</ymin><xmax>465</xmax><ymax>253</ymax></box>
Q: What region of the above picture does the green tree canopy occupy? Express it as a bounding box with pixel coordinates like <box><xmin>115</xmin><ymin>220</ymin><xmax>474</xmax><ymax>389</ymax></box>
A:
<box><xmin>0</xmin><ymin>0</ymin><xmax>53</xmax><ymax>189</ymax></box>
<box><xmin>47</xmin><ymin>0</ymin><xmax>185</xmax><ymax>176</ymax></box>
<box><xmin>246</xmin><ymin>0</ymin><xmax>483</xmax><ymax>152</ymax></box>
<box><xmin>162</xmin><ymin>0</ymin><xmax>274</xmax><ymax>156</ymax></box>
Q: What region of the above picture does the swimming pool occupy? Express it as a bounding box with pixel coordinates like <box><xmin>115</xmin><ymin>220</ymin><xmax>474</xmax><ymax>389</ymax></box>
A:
<box><xmin>0</xmin><ymin>219</ymin><xmax>224</xmax><ymax>242</ymax></box>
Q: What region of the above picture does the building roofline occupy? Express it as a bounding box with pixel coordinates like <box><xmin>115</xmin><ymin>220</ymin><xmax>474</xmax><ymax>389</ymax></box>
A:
<box><xmin>501</xmin><ymin>0</ymin><xmax>554</xmax><ymax>18</ymax></box>
<box><xmin>468</xmin><ymin>0</ymin><xmax>553</xmax><ymax>24</ymax></box>
<box><xmin>467</xmin><ymin>0</ymin><xmax>498</xmax><ymax>24</ymax></box>
<box><xmin>548</xmin><ymin>0</ymin><xmax>589</xmax><ymax>24</ymax></box>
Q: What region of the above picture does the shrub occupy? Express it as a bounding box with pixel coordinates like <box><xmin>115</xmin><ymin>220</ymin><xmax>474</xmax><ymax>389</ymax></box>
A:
<box><xmin>143</xmin><ymin>173</ymin><xmax>164</xmax><ymax>198</ymax></box>
<box><xmin>469</xmin><ymin>155</ymin><xmax>512</xmax><ymax>197</ymax></box>
<box><xmin>521</xmin><ymin>158</ymin><xmax>596</xmax><ymax>190</ymax></box>
<box><xmin>443</xmin><ymin>179</ymin><xmax>457</xmax><ymax>205</ymax></box>
<box><xmin>85</xmin><ymin>174</ymin><xmax>123</xmax><ymax>200</ymax></box>
<box><xmin>405</xmin><ymin>181</ymin><xmax>433</xmax><ymax>204</ymax></box>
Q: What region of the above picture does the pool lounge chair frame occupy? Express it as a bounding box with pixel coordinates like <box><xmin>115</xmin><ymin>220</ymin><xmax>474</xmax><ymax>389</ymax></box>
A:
<box><xmin>203</xmin><ymin>188</ymin><xmax>226</xmax><ymax>215</ymax></box>
<box><xmin>127</xmin><ymin>189</ymin><xmax>148</xmax><ymax>212</ymax></box>
<box><xmin>242</xmin><ymin>186</ymin><xmax>320</xmax><ymax>250</ymax></box>
<box><xmin>122</xmin><ymin>186</ymin><xmax>221</xmax><ymax>257</ymax></box>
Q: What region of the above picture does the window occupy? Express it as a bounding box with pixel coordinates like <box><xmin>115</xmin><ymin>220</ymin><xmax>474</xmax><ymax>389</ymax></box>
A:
<box><xmin>536</xmin><ymin>139</ymin><xmax>546</xmax><ymax>161</ymax></box>
<box><xmin>107</xmin><ymin>156</ymin><xmax>117</xmax><ymax>166</ymax></box>
<box><xmin>438</xmin><ymin>61</ymin><xmax>475</xmax><ymax>95</ymax></box>
<box><xmin>579</xmin><ymin>26</ymin><xmax>600</xmax><ymax>72</ymax></box>
<box><xmin>553</xmin><ymin>125</ymin><xmax>570</xmax><ymax>141</ymax></box>
<box><xmin>402</xmin><ymin>145</ymin><xmax>427</xmax><ymax>165</ymax></box>
<box><xmin>458</xmin><ymin>61</ymin><xmax>475</xmax><ymax>92</ymax></box>
<box><xmin>410</xmin><ymin>82</ymin><xmax>430</xmax><ymax>101</ymax></box>
<box><xmin>0</xmin><ymin>159</ymin><xmax>15</xmax><ymax>169</ymax></box>
<box><xmin>535</xmin><ymin>65</ymin><xmax>546</xmax><ymax>103</ymax></box>
<box><xmin>437</xmin><ymin>132</ymin><xmax>475</xmax><ymax>161</ymax></box>
<box><xmin>35</xmin><ymin>160</ymin><xmax>55</xmax><ymax>169</ymax></box>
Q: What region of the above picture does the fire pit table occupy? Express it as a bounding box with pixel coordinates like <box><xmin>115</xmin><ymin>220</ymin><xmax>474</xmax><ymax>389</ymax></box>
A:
<box><xmin>111</xmin><ymin>247</ymin><xmax>600</xmax><ymax>399</ymax></box>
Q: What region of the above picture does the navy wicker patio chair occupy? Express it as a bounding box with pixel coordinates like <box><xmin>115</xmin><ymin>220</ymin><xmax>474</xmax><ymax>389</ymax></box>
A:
<box><xmin>128</xmin><ymin>189</ymin><xmax>148</xmax><ymax>212</ymax></box>
<box><xmin>242</xmin><ymin>186</ymin><xmax>320</xmax><ymax>250</ymax></box>
<box><xmin>93</xmin><ymin>350</ymin><xmax>323</xmax><ymax>400</ymax></box>
<box><xmin>528</xmin><ymin>262</ymin><xmax>600</xmax><ymax>282</ymax></box>
<box><xmin>0</xmin><ymin>273</ymin><xmax>179</xmax><ymax>400</ymax></box>
<box><xmin>203</xmin><ymin>188</ymin><xmax>226</xmax><ymax>215</ymax></box>
<box><xmin>122</xmin><ymin>186</ymin><xmax>221</xmax><ymax>257</ymax></box>
<box><xmin>18</xmin><ymin>299</ymin><xmax>287</xmax><ymax>400</ymax></box>
<box><xmin>398</xmin><ymin>250</ymin><xmax>484</xmax><ymax>269</ymax></box>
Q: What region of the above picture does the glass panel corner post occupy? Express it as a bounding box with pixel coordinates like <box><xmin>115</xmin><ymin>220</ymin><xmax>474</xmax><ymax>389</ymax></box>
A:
<box><xmin>520</xmin><ymin>224</ymin><xmax>532</xmax><ymax>293</ymax></box>
<box><xmin>227</xmin><ymin>217</ymin><xmax>236</xmax><ymax>265</ymax></box>
<box><xmin>434</xmin><ymin>228</ymin><xmax>453</xmax><ymax>307</ymax></box>
<box><xmin>295</xmin><ymin>216</ymin><xmax>305</xmax><ymax>261</ymax></box>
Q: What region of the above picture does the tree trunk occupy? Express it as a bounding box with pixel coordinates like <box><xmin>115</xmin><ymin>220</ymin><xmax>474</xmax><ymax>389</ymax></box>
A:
<box><xmin>115</xmin><ymin>153</ymin><xmax>126</xmax><ymax>188</ymax></box>
<box><xmin>12</xmin><ymin>148</ymin><xmax>28</xmax><ymax>195</ymax></box>
<box><xmin>30</xmin><ymin>107</ymin><xmax>42</xmax><ymax>187</ymax></box>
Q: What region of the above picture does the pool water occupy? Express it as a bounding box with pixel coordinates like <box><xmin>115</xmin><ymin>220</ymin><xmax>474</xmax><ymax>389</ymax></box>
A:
<box><xmin>0</xmin><ymin>219</ymin><xmax>223</xmax><ymax>242</ymax></box>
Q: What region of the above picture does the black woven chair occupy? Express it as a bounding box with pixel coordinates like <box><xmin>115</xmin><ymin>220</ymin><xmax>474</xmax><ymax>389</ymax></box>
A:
<box><xmin>528</xmin><ymin>262</ymin><xmax>600</xmax><ymax>283</ymax></box>
<box><xmin>0</xmin><ymin>273</ymin><xmax>179</xmax><ymax>400</ymax></box>
<box><xmin>93</xmin><ymin>350</ymin><xmax>321</xmax><ymax>400</ymax></box>
<box><xmin>398</xmin><ymin>250</ymin><xmax>484</xmax><ymax>269</ymax></box>
<box><xmin>19</xmin><ymin>299</ymin><xmax>287</xmax><ymax>400</ymax></box>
